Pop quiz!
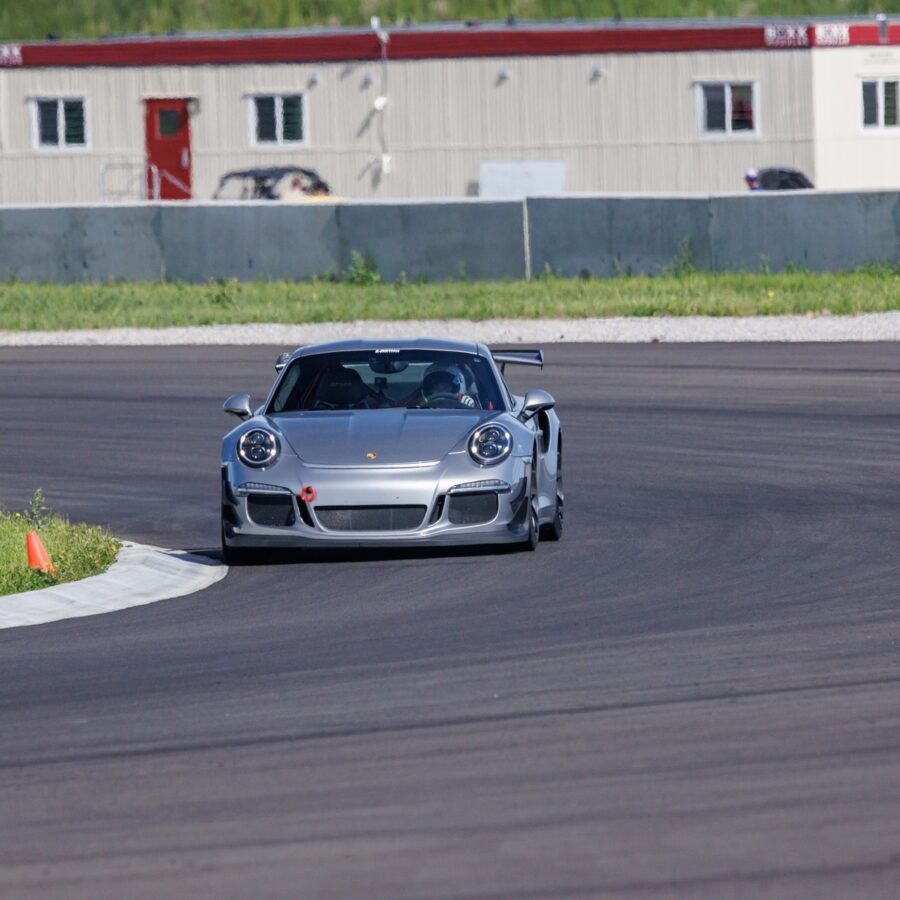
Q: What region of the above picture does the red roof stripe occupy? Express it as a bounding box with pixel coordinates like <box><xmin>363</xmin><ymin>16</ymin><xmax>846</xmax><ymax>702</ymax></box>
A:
<box><xmin>21</xmin><ymin>34</ymin><xmax>382</xmax><ymax>67</ymax></box>
<box><xmin>16</xmin><ymin>29</ymin><xmax>766</xmax><ymax>68</ymax></box>
<box><xmin>9</xmin><ymin>23</ymin><xmax>898</xmax><ymax>68</ymax></box>
<box><xmin>846</xmin><ymin>22</ymin><xmax>900</xmax><ymax>45</ymax></box>
<box><xmin>388</xmin><ymin>27</ymin><xmax>767</xmax><ymax>58</ymax></box>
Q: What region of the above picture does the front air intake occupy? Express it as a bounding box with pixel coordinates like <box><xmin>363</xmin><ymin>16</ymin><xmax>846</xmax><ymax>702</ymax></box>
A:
<box><xmin>314</xmin><ymin>505</ymin><xmax>426</xmax><ymax>532</ymax></box>
<box><xmin>246</xmin><ymin>494</ymin><xmax>295</xmax><ymax>527</ymax></box>
<box><xmin>447</xmin><ymin>492</ymin><xmax>498</xmax><ymax>525</ymax></box>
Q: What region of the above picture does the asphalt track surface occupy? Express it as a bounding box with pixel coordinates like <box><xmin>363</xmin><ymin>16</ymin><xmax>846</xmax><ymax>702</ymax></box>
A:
<box><xmin>1</xmin><ymin>344</ymin><xmax>900</xmax><ymax>899</ymax></box>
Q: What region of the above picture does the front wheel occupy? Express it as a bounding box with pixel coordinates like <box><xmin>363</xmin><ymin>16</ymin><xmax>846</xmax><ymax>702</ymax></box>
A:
<box><xmin>518</xmin><ymin>451</ymin><xmax>540</xmax><ymax>552</ymax></box>
<box><xmin>541</xmin><ymin>498</ymin><xmax>563</xmax><ymax>542</ymax></box>
<box><xmin>523</xmin><ymin>505</ymin><xmax>539</xmax><ymax>551</ymax></box>
<box><xmin>540</xmin><ymin>441</ymin><xmax>564</xmax><ymax>542</ymax></box>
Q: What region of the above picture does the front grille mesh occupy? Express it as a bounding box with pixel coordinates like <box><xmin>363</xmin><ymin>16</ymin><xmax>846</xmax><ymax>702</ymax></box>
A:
<box><xmin>247</xmin><ymin>494</ymin><xmax>295</xmax><ymax>527</ymax></box>
<box><xmin>314</xmin><ymin>505</ymin><xmax>426</xmax><ymax>532</ymax></box>
<box><xmin>448</xmin><ymin>492</ymin><xmax>498</xmax><ymax>525</ymax></box>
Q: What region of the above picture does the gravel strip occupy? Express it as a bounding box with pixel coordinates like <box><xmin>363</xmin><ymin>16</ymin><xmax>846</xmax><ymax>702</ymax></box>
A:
<box><xmin>2</xmin><ymin>313</ymin><xmax>900</xmax><ymax>346</ymax></box>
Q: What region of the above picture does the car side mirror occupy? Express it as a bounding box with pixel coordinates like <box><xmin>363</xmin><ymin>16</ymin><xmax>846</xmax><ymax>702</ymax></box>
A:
<box><xmin>519</xmin><ymin>389</ymin><xmax>555</xmax><ymax>422</ymax></box>
<box><xmin>223</xmin><ymin>393</ymin><xmax>253</xmax><ymax>420</ymax></box>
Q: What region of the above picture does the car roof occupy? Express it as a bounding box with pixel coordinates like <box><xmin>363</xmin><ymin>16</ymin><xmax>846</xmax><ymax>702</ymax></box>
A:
<box><xmin>758</xmin><ymin>167</ymin><xmax>814</xmax><ymax>188</ymax></box>
<box><xmin>220</xmin><ymin>166</ymin><xmax>321</xmax><ymax>181</ymax></box>
<box><xmin>292</xmin><ymin>338</ymin><xmax>486</xmax><ymax>359</ymax></box>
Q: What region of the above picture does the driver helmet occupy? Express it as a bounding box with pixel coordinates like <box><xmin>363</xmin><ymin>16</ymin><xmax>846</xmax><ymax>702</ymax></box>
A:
<box><xmin>422</xmin><ymin>362</ymin><xmax>467</xmax><ymax>398</ymax></box>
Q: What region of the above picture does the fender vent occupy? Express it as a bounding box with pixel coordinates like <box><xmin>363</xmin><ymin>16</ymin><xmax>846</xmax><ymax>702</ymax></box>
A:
<box><xmin>297</xmin><ymin>497</ymin><xmax>315</xmax><ymax>527</ymax></box>
<box><xmin>428</xmin><ymin>495</ymin><xmax>446</xmax><ymax>525</ymax></box>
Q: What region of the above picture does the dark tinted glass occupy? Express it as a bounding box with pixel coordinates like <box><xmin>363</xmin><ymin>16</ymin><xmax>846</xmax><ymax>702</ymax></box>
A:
<box><xmin>37</xmin><ymin>99</ymin><xmax>58</xmax><ymax>145</ymax></box>
<box><xmin>269</xmin><ymin>350</ymin><xmax>507</xmax><ymax>413</ymax></box>
<box><xmin>730</xmin><ymin>84</ymin><xmax>753</xmax><ymax>131</ymax></box>
<box><xmin>862</xmin><ymin>81</ymin><xmax>878</xmax><ymax>126</ymax></box>
<box><xmin>63</xmin><ymin>100</ymin><xmax>85</xmax><ymax>145</ymax></box>
<box><xmin>884</xmin><ymin>81</ymin><xmax>898</xmax><ymax>127</ymax></box>
<box><xmin>157</xmin><ymin>108</ymin><xmax>179</xmax><ymax>137</ymax></box>
<box><xmin>703</xmin><ymin>84</ymin><xmax>726</xmax><ymax>132</ymax></box>
<box><xmin>282</xmin><ymin>95</ymin><xmax>304</xmax><ymax>141</ymax></box>
<box><xmin>255</xmin><ymin>96</ymin><xmax>277</xmax><ymax>142</ymax></box>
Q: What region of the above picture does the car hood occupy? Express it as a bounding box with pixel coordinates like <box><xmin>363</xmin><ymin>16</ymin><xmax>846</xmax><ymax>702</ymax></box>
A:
<box><xmin>271</xmin><ymin>409</ymin><xmax>488</xmax><ymax>467</ymax></box>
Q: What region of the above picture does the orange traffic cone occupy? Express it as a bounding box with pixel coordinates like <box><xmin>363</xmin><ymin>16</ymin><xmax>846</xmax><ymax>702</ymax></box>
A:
<box><xmin>26</xmin><ymin>531</ymin><xmax>56</xmax><ymax>576</ymax></box>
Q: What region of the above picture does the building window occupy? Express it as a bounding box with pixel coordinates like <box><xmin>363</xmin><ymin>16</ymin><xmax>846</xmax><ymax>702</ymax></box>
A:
<box><xmin>32</xmin><ymin>98</ymin><xmax>87</xmax><ymax>149</ymax></box>
<box><xmin>862</xmin><ymin>79</ymin><xmax>899</xmax><ymax>128</ymax></box>
<box><xmin>251</xmin><ymin>94</ymin><xmax>305</xmax><ymax>146</ymax></box>
<box><xmin>698</xmin><ymin>82</ymin><xmax>756</xmax><ymax>135</ymax></box>
<box><xmin>157</xmin><ymin>108</ymin><xmax>181</xmax><ymax>137</ymax></box>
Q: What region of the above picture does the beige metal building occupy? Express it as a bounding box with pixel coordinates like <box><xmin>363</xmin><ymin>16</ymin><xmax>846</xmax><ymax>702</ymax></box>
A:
<box><xmin>0</xmin><ymin>18</ymin><xmax>897</xmax><ymax>203</ymax></box>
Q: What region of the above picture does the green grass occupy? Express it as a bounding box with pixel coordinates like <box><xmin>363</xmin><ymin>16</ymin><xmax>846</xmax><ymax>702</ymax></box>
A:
<box><xmin>2</xmin><ymin>1</ymin><xmax>898</xmax><ymax>42</ymax></box>
<box><xmin>0</xmin><ymin>492</ymin><xmax>119</xmax><ymax>597</ymax></box>
<box><xmin>0</xmin><ymin>268</ymin><xmax>898</xmax><ymax>331</ymax></box>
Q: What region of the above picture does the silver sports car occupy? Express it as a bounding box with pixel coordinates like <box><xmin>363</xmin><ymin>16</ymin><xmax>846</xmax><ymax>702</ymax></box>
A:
<box><xmin>220</xmin><ymin>339</ymin><xmax>563</xmax><ymax>563</ymax></box>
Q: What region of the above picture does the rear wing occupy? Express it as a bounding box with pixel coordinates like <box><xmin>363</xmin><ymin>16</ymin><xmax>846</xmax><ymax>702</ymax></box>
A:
<box><xmin>491</xmin><ymin>349</ymin><xmax>544</xmax><ymax>374</ymax></box>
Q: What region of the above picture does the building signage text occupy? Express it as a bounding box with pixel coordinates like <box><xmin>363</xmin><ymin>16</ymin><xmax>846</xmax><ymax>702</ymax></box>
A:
<box><xmin>0</xmin><ymin>45</ymin><xmax>23</xmax><ymax>66</ymax></box>
<box><xmin>814</xmin><ymin>24</ymin><xmax>850</xmax><ymax>47</ymax></box>
<box><xmin>764</xmin><ymin>25</ymin><xmax>809</xmax><ymax>48</ymax></box>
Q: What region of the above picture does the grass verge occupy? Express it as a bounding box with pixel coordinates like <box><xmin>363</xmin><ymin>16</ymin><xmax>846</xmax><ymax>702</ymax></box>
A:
<box><xmin>0</xmin><ymin>268</ymin><xmax>899</xmax><ymax>331</ymax></box>
<box><xmin>0</xmin><ymin>491</ymin><xmax>120</xmax><ymax>597</ymax></box>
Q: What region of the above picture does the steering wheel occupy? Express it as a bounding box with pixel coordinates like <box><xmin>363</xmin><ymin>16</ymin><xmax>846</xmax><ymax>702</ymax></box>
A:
<box><xmin>422</xmin><ymin>392</ymin><xmax>472</xmax><ymax>409</ymax></box>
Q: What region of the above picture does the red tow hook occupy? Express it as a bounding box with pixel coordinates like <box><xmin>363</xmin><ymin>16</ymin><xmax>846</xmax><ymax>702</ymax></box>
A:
<box><xmin>300</xmin><ymin>485</ymin><xmax>316</xmax><ymax>503</ymax></box>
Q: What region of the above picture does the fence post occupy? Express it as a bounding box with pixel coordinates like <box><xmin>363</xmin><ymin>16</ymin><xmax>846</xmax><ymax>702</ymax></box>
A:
<box><xmin>522</xmin><ymin>198</ymin><xmax>532</xmax><ymax>281</ymax></box>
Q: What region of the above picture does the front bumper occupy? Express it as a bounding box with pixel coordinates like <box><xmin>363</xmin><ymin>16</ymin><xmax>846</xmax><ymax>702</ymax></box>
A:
<box><xmin>221</xmin><ymin>456</ymin><xmax>531</xmax><ymax>549</ymax></box>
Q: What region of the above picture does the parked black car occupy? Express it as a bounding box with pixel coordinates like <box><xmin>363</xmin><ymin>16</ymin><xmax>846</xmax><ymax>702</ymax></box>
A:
<box><xmin>746</xmin><ymin>167</ymin><xmax>814</xmax><ymax>191</ymax></box>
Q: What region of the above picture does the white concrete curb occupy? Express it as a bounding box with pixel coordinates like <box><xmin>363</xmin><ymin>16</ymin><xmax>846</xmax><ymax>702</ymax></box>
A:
<box><xmin>0</xmin><ymin>542</ymin><xmax>227</xmax><ymax>630</ymax></box>
<box><xmin>1</xmin><ymin>312</ymin><xmax>900</xmax><ymax>346</ymax></box>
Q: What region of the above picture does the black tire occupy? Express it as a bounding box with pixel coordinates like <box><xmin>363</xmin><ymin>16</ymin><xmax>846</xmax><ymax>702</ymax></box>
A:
<box><xmin>540</xmin><ymin>440</ymin><xmax>564</xmax><ymax>542</ymax></box>
<box><xmin>523</xmin><ymin>504</ymin><xmax>539</xmax><ymax>551</ymax></box>
<box><xmin>520</xmin><ymin>450</ymin><xmax>539</xmax><ymax>551</ymax></box>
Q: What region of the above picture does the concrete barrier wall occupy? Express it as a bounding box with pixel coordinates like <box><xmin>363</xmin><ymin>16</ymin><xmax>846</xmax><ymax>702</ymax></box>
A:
<box><xmin>527</xmin><ymin>196</ymin><xmax>713</xmax><ymax>278</ymax></box>
<box><xmin>708</xmin><ymin>192</ymin><xmax>900</xmax><ymax>272</ymax></box>
<box><xmin>336</xmin><ymin>202</ymin><xmax>527</xmax><ymax>282</ymax></box>
<box><xmin>528</xmin><ymin>192</ymin><xmax>900</xmax><ymax>277</ymax></box>
<box><xmin>0</xmin><ymin>193</ymin><xmax>896</xmax><ymax>284</ymax></box>
<box><xmin>158</xmin><ymin>204</ymin><xmax>342</xmax><ymax>282</ymax></box>
<box><xmin>0</xmin><ymin>206</ymin><xmax>165</xmax><ymax>282</ymax></box>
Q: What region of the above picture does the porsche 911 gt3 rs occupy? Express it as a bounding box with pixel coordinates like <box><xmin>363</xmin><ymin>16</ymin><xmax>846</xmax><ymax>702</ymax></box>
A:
<box><xmin>220</xmin><ymin>339</ymin><xmax>563</xmax><ymax>563</ymax></box>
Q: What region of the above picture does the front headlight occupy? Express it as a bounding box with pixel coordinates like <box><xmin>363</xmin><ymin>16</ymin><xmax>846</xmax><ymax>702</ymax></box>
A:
<box><xmin>238</xmin><ymin>429</ymin><xmax>279</xmax><ymax>467</ymax></box>
<box><xmin>468</xmin><ymin>424</ymin><xmax>512</xmax><ymax>466</ymax></box>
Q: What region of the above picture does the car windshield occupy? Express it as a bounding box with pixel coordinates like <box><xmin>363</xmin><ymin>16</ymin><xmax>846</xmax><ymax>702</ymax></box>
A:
<box><xmin>268</xmin><ymin>350</ymin><xmax>507</xmax><ymax>413</ymax></box>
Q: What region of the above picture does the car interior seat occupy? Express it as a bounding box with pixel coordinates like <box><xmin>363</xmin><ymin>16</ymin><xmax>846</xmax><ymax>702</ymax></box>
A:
<box><xmin>313</xmin><ymin>367</ymin><xmax>370</xmax><ymax>409</ymax></box>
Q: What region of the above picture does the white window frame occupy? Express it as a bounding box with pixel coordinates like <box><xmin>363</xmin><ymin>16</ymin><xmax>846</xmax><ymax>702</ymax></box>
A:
<box><xmin>860</xmin><ymin>78</ymin><xmax>900</xmax><ymax>131</ymax></box>
<box><xmin>247</xmin><ymin>93</ymin><xmax>308</xmax><ymax>148</ymax></box>
<box><xmin>29</xmin><ymin>96</ymin><xmax>90</xmax><ymax>152</ymax></box>
<box><xmin>695</xmin><ymin>81</ymin><xmax>759</xmax><ymax>139</ymax></box>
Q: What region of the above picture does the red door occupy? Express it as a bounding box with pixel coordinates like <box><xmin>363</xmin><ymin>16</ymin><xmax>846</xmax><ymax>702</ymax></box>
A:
<box><xmin>145</xmin><ymin>99</ymin><xmax>192</xmax><ymax>200</ymax></box>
